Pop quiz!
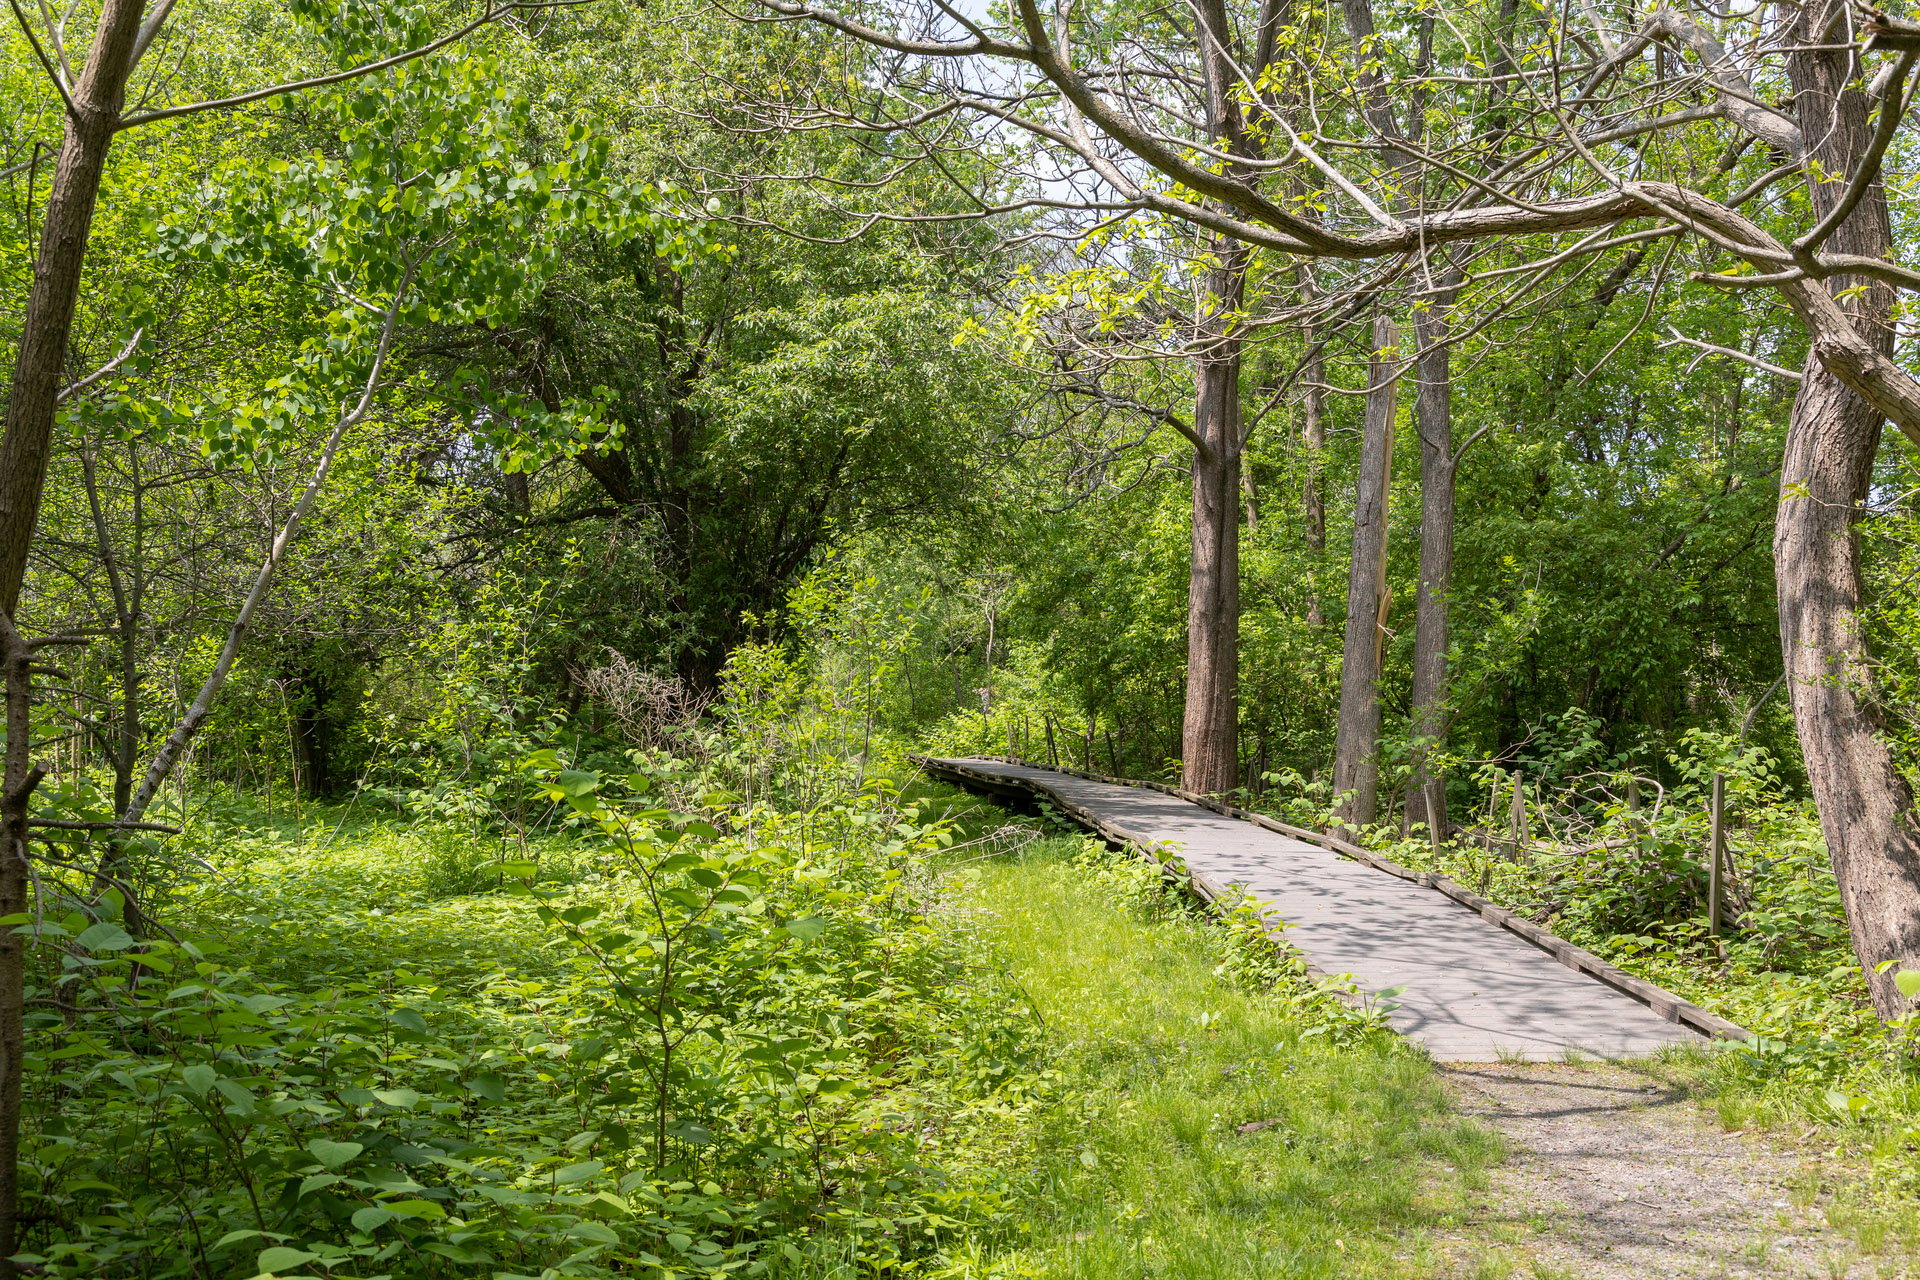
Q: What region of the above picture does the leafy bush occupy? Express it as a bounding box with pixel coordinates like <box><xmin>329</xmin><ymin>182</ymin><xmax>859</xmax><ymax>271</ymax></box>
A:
<box><xmin>21</xmin><ymin>757</ymin><xmax>1047</xmax><ymax>1278</ymax></box>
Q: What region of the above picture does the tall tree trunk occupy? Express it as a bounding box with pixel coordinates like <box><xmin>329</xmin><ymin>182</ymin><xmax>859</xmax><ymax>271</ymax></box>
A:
<box><xmin>1775</xmin><ymin>9</ymin><xmax>1920</xmax><ymax>1020</ymax></box>
<box><xmin>1181</xmin><ymin>246</ymin><xmax>1246</xmax><ymax>794</ymax></box>
<box><xmin>1777</xmin><ymin>370</ymin><xmax>1920</xmax><ymax>1019</ymax></box>
<box><xmin>1405</xmin><ymin>281</ymin><xmax>1460</xmax><ymax>836</ymax></box>
<box><xmin>0</xmin><ymin>617</ymin><xmax>34</xmax><ymax>1273</ymax></box>
<box><xmin>1332</xmin><ymin>315</ymin><xmax>1400</xmax><ymax>827</ymax></box>
<box><xmin>0</xmin><ymin>2</ymin><xmax>149</xmax><ymax>1265</ymax></box>
<box><xmin>0</xmin><ymin>0</ymin><xmax>148</xmax><ymax>615</ymax></box>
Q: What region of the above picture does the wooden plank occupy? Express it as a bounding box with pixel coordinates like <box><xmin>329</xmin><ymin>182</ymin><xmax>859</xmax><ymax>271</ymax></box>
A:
<box><xmin>917</xmin><ymin>754</ymin><xmax>1751</xmax><ymax>1061</ymax></box>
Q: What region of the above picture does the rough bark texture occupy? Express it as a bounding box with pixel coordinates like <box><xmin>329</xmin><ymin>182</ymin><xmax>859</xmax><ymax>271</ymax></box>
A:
<box><xmin>1405</xmin><ymin>286</ymin><xmax>1459</xmax><ymax>836</ymax></box>
<box><xmin>0</xmin><ymin>0</ymin><xmax>151</xmax><ymax>1260</ymax></box>
<box><xmin>0</xmin><ymin>620</ymin><xmax>32</xmax><ymax>1269</ymax></box>
<box><xmin>1332</xmin><ymin>315</ymin><xmax>1399</xmax><ymax>827</ymax></box>
<box><xmin>1175</xmin><ymin>0</ymin><xmax>1266</xmax><ymax>795</ymax></box>
<box><xmin>1774</xmin><ymin>5</ymin><xmax>1920</xmax><ymax>1021</ymax></box>
<box><xmin>0</xmin><ymin>0</ymin><xmax>148</xmax><ymax>615</ymax></box>
<box><xmin>1180</xmin><ymin>248</ymin><xmax>1246</xmax><ymax>795</ymax></box>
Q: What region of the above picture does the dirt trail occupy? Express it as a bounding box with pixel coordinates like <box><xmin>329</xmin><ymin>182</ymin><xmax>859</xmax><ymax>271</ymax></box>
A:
<box><xmin>1435</xmin><ymin>1063</ymin><xmax>1870</xmax><ymax>1279</ymax></box>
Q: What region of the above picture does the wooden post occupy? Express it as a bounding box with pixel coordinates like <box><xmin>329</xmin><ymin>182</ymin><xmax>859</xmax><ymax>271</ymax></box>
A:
<box><xmin>1427</xmin><ymin>778</ymin><xmax>1445</xmax><ymax>857</ymax></box>
<box><xmin>1508</xmin><ymin>770</ymin><xmax>1527</xmax><ymax>860</ymax></box>
<box><xmin>1623</xmin><ymin>775</ymin><xmax>1643</xmax><ymax>865</ymax></box>
<box><xmin>1043</xmin><ymin>714</ymin><xmax>1058</xmax><ymax>766</ymax></box>
<box><xmin>1708</xmin><ymin>771</ymin><xmax>1726</xmax><ymax>937</ymax></box>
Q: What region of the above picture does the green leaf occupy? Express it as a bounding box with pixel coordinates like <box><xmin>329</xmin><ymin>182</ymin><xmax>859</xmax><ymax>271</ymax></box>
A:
<box><xmin>181</xmin><ymin>1064</ymin><xmax>217</xmax><ymax>1096</ymax></box>
<box><xmin>214</xmin><ymin>1078</ymin><xmax>257</xmax><ymax>1111</ymax></box>
<box><xmin>785</xmin><ymin>917</ymin><xmax>830</xmax><ymax>942</ymax></box>
<box><xmin>1895</xmin><ymin>969</ymin><xmax>1920</xmax><ymax>999</ymax></box>
<box><xmin>465</xmin><ymin>1073</ymin><xmax>506</xmax><ymax>1102</ymax></box>
<box><xmin>255</xmin><ymin>1245</ymin><xmax>319</xmax><ymax>1273</ymax></box>
<box><xmin>307</xmin><ymin>1139</ymin><xmax>364</xmax><ymax>1169</ymax></box>
<box><xmin>350</xmin><ymin>1206</ymin><xmax>395</xmax><ymax>1233</ymax></box>
<box><xmin>567</xmin><ymin>1220</ymin><xmax>620</xmax><ymax>1244</ymax></box>
<box><xmin>665</xmin><ymin>1120</ymin><xmax>714</xmax><ymax>1146</ymax></box>
<box><xmin>372</xmin><ymin>1087</ymin><xmax>421</xmax><ymax>1109</ymax></box>
<box><xmin>213</xmin><ymin>1228</ymin><xmax>274</xmax><ymax>1250</ymax></box>
<box><xmin>75</xmin><ymin>922</ymin><xmax>136</xmax><ymax>951</ymax></box>
<box><xmin>382</xmin><ymin>1198</ymin><xmax>446</xmax><ymax>1220</ymax></box>
<box><xmin>553</xmin><ymin>1160</ymin><xmax>603</xmax><ymax>1184</ymax></box>
<box><xmin>422</xmin><ymin>1242</ymin><xmax>489</xmax><ymax>1263</ymax></box>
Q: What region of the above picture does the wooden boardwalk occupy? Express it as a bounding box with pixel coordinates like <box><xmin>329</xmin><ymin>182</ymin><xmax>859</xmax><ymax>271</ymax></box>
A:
<box><xmin>925</xmin><ymin>756</ymin><xmax>1745</xmax><ymax>1062</ymax></box>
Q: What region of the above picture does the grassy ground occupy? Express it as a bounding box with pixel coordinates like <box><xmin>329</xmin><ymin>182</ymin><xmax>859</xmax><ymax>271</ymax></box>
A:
<box><xmin>940</xmin><ymin>824</ymin><xmax>1503</xmax><ymax>1279</ymax></box>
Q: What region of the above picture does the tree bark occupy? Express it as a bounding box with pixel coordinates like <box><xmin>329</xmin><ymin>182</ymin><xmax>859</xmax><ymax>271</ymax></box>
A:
<box><xmin>1331</xmin><ymin>314</ymin><xmax>1399</xmax><ymax>827</ymax></box>
<box><xmin>0</xmin><ymin>615</ymin><xmax>35</xmax><ymax>1271</ymax></box>
<box><xmin>1181</xmin><ymin>245</ymin><xmax>1246</xmax><ymax>794</ymax></box>
<box><xmin>1405</xmin><ymin>282</ymin><xmax>1460</xmax><ymax>836</ymax></box>
<box><xmin>1774</xmin><ymin>10</ymin><xmax>1920</xmax><ymax>1020</ymax></box>
<box><xmin>0</xmin><ymin>2</ymin><xmax>149</xmax><ymax>1263</ymax></box>
<box><xmin>0</xmin><ymin>0</ymin><xmax>149</xmax><ymax>616</ymax></box>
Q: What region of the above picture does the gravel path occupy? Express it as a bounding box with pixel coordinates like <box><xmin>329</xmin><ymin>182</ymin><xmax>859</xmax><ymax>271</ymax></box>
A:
<box><xmin>1435</xmin><ymin>1063</ymin><xmax>1868</xmax><ymax>1278</ymax></box>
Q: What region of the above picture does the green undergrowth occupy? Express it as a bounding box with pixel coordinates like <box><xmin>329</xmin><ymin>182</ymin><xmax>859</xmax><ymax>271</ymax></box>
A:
<box><xmin>930</xmin><ymin>791</ymin><xmax>1501</xmax><ymax>1279</ymax></box>
<box><xmin>29</xmin><ymin>764</ymin><xmax>1516</xmax><ymax>1280</ymax></box>
<box><xmin>26</xmin><ymin>768</ymin><xmax>1051</xmax><ymax>1279</ymax></box>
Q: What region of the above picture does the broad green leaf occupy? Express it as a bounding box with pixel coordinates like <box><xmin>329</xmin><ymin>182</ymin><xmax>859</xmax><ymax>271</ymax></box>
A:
<box><xmin>350</xmin><ymin>1206</ymin><xmax>395</xmax><ymax>1233</ymax></box>
<box><xmin>665</xmin><ymin>1120</ymin><xmax>714</xmax><ymax>1146</ymax></box>
<box><xmin>465</xmin><ymin>1073</ymin><xmax>506</xmax><ymax>1102</ymax></box>
<box><xmin>255</xmin><ymin>1246</ymin><xmax>319</xmax><ymax>1273</ymax></box>
<box><xmin>567</xmin><ymin>1220</ymin><xmax>620</xmax><ymax>1244</ymax></box>
<box><xmin>75</xmin><ymin>922</ymin><xmax>135</xmax><ymax>951</ymax></box>
<box><xmin>307</xmin><ymin>1138</ymin><xmax>364</xmax><ymax>1169</ymax></box>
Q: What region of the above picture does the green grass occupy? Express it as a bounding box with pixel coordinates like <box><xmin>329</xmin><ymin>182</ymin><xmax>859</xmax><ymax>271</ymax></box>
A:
<box><xmin>944</xmin><ymin>834</ymin><xmax>1502</xmax><ymax>1279</ymax></box>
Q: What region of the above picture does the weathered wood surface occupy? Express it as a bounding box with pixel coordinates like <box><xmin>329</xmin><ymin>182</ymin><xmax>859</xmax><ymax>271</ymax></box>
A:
<box><xmin>923</xmin><ymin>755</ymin><xmax>1744</xmax><ymax>1063</ymax></box>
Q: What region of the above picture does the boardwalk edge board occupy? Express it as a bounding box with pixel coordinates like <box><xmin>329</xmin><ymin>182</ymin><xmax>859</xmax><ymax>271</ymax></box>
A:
<box><xmin>914</xmin><ymin>753</ymin><xmax>1752</xmax><ymax>1045</ymax></box>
